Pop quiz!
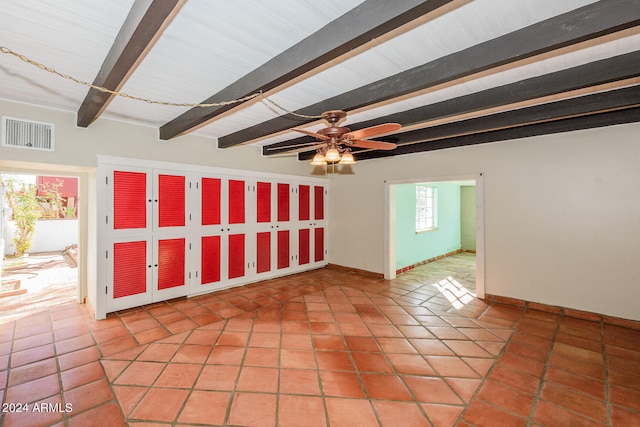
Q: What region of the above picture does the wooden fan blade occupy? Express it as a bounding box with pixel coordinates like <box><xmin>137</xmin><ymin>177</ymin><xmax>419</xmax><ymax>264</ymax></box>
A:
<box><xmin>266</xmin><ymin>142</ymin><xmax>324</xmax><ymax>154</ymax></box>
<box><xmin>343</xmin><ymin>123</ymin><xmax>401</xmax><ymax>140</ymax></box>
<box><xmin>283</xmin><ymin>145</ymin><xmax>324</xmax><ymax>154</ymax></box>
<box><xmin>347</xmin><ymin>139</ymin><xmax>397</xmax><ymax>150</ymax></box>
<box><xmin>293</xmin><ymin>128</ymin><xmax>330</xmax><ymax>140</ymax></box>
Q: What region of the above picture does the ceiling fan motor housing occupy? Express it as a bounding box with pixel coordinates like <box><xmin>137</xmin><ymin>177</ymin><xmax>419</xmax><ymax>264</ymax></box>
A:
<box><xmin>321</xmin><ymin>110</ymin><xmax>347</xmax><ymax>124</ymax></box>
<box><xmin>318</xmin><ymin>126</ymin><xmax>351</xmax><ymax>138</ymax></box>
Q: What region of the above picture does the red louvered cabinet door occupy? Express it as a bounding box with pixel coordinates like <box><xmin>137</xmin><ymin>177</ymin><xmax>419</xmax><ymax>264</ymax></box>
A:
<box><xmin>111</xmin><ymin>168</ymin><xmax>151</xmax><ymax>235</ymax></box>
<box><xmin>256</xmin><ymin>182</ymin><xmax>271</xmax><ymax>223</ymax></box>
<box><xmin>314</xmin><ymin>185</ymin><xmax>324</xmax><ymax>220</ymax></box>
<box><xmin>277</xmin><ymin>183</ymin><xmax>290</xmax><ymax>222</ymax></box>
<box><xmin>228</xmin><ymin>233</ymin><xmax>245</xmax><ymax>279</ymax></box>
<box><xmin>158</xmin><ymin>174</ymin><xmax>185</xmax><ymax>227</ymax></box>
<box><xmin>157</xmin><ymin>238</ymin><xmax>185</xmax><ymax>290</ymax></box>
<box><xmin>298</xmin><ymin>185</ymin><xmax>310</xmax><ymax>221</ymax></box>
<box><xmin>113</xmin><ymin>241</ymin><xmax>147</xmax><ymax>298</ymax></box>
<box><xmin>201</xmin><ymin>177</ymin><xmax>221</xmax><ymax>226</ymax></box>
<box><xmin>198</xmin><ymin>176</ymin><xmax>223</xmax><ymax>291</ymax></box>
<box><xmin>227</xmin><ymin>178</ymin><xmax>248</xmax><ymax>282</ymax></box>
<box><xmin>277</xmin><ymin>230</ymin><xmax>290</xmax><ymax>269</ymax></box>
<box><xmin>154</xmin><ymin>237</ymin><xmax>188</xmax><ymax>301</ymax></box>
<box><xmin>153</xmin><ymin>171</ymin><xmax>188</xmax><ymax>235</ymax></box>
<box><xmin>229</xmin><ymin>179</ymin><xmax>246</xmax><ymax>224</ymax></box>
<box><xmin>107</xmin><ymin>239</ymin><xmax>153</xmax><ymax>312</ymax></box>
<box><xmin>256</xmin><ymin>232</ymin><xmax>271</xmax><ymax>274</ymax></box>
<box><xmin>201</xmin><ymin>235</ymin><xmax>221</xmax><ymax>285</ymax></box>
<box><xmin>311</xmin><ymin>185</ymin><xmax>327</xmax><ymax>265</ymax></box>
<box><xmin>298</xmin><ymin>228</ymin><xmax>310</xmax><ymax>266</ymax></box>
<box><xmin>314</xmin><ymin>227</ymin><xmax>325</xmax><ymax>262</ymax></box>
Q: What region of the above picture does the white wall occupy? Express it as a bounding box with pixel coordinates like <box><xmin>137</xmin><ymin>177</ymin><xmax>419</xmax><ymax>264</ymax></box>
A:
<box><xmin>460</xmin><ymin>186</ymin><xmax>476</xmax><ymax>251</ymax></box>
<box><xmin>329</xmin><ymin>123</ymin><xmax>640</xmax><ymax>321</ymax></box>
<box><xmin>4</xmin><ymin>219</ymin><xmax>78</xmax><ymax>254</ymax></box>
<box><xmin>0</xmin><ymin>99</ymin><xmax>310</xmax><ymax>176</ymax></box>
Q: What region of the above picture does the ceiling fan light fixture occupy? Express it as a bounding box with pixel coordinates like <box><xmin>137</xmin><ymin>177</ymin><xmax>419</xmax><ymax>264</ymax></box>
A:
<box><xmin>324</xmin><ymin>147</ymin><xmax>341</xmax><ymax>162</ymax></box>
<box><xmin>338</xmin><ymin>151</ymin><xmax>355</xmax><ymax>165</ymax></box>
<box><xmin>310</xmin><ymin>152</ymin><xmax>327</xmax><ymax>165</ymax></box>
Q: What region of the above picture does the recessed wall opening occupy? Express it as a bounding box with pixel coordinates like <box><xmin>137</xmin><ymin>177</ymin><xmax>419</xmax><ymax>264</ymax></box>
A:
<box><xmin>384</xmin><ymin>174</ymin><xmax>485</xmax><ymax>301</ymax></box>
<box><xmin>0</xmin><ymin>161</ymin><xmax>93</xmax><ymax>322</ymax></box>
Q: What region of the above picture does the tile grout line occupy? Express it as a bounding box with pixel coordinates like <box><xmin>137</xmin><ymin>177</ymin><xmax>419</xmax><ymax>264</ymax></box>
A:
<box><xmin>453</xmin><ymin>302</ymin><xmax>527</xmax><ymax>426</ymax></box>
<box><xmin>163</xmin><ymin>327</ymin><xmax>206</xmax><ymax>426</ymax></box>
<box><xmin>51</xmin><ymin>308</ymin><xmax>72</xmax><ymax>427</ymax></box>
<box><xmin>80</xmin><ymin>304</ymin><xmax>130</xmax><ymax>426</ymax></box>
<box><xmin>364</xmin><ymin>289</ymin><xmax>438</xmax><ymax>426</ymax></box>
<box><xmin>306</xmin><ymin>288</ymin><xmax>334</xmax><ymax>427</ymax></box>
<box><xmin>365</xmin><ymin>272</ymin><xmax>508</xmax><ymax>425</ymax></box>
<box><xmin>524</xmin><ymin>309</ymin><xmax>563</xmax><ymax>427</ymax></box>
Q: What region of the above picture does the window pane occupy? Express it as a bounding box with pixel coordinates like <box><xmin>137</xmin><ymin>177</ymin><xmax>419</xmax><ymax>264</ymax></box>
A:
<box><xmin>416</xmin><ymin>185</ymin><xmax>437</xmax><ymax>232</ymax></box>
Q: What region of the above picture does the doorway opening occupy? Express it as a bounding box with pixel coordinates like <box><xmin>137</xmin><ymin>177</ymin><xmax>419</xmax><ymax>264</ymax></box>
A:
<box><xmin>384</xmin><ymin>174</ymin><xmax>485</xmax><ymax>302</ymax></box>
<box><xmin>1</xmin><ymin>170</ymin><xmax>82</xmax><ymax>322</ymax></box>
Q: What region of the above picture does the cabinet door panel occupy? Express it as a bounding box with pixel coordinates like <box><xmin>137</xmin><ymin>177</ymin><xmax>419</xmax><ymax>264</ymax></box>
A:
<box><xmin>113</xmin><ymin>241</ymin><xmax>147</xmax><ymax>298</ymax></box>
<box><xmin>256</xmin><ymin>181</ymin><xmax>271</xmax><ymax>223</ymax></box>
<box><xmin>107</xmin><ymin>238</ymin><xmax>153</xmax><ymax>313</ymax></box>
<box><xmin>256</xmin><ymin>231</ymin><xmax>271</xmax><ymax>273</ymax></box>
<box><xmin>299</xmin><ymin>229</ymin><xmax>310</xmax><ymax>266</ymax></box>
<box><xmin>228</xmin><ymin>234</ymin><xmax>245</xmax><ymax>279</ymax></box>
<box><xmin>158</xmin><ymin>174</ymin><xmax>185</xmax><ymax>227</ymax></box>
<box><xmin>229</xmin><ymin>180</ymin><xmax>246</xmax><ymax>224</ymax></box>
<box><xmin>113</xmin><ymin>170</ymin><xmax>148</xmax><ymax>230</ymax></box>
<box><xmin>314</xmin><ymin>228</ymin><xmax>325</xmax><ymax>262</ymax></box>
<box><xmin>202</xmin><ymin>178</ymin><xmax>221</xmax><ymax>225</ymax></box>
<box><xmin>277</xmin><ymin>183</ymin><xmax>290</xmax><ymax>222</ymax></box>
<box><xmin>157</xmin><ymin>238</ymin><xmax>185</xmax><ymax>290</ymax></box>
<box><xmin>277</xmin><ymin>230</ymin><xmax>290</xmax><ymax>269</ymax></box>
<box><xmin>314</xmin><ymin>186</ymin><xmax>324</xmax><ymax>220</ymax></box>
<box><xmin>201</xmin><ymin>235</ymin><xmax>221</xmax><ymax>285</ymax></box>
<box><xmin>299</xmin><ymin>185</ymin><xmax>310</xmax><ymax>221</ymax></box>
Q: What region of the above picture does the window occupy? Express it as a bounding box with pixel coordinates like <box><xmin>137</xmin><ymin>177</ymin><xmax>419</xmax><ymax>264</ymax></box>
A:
<box><xmin>416</xmin><ymin>185</ymin><xmax>437</xmax><ymax>232</ymax></box>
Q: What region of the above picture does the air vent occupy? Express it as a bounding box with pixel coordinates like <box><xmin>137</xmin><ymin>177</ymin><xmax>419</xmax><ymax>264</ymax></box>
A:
<box><xmin>2</xmin><ymin>116</ymin><xmax>54</xmax><ymax>151</ymax></box>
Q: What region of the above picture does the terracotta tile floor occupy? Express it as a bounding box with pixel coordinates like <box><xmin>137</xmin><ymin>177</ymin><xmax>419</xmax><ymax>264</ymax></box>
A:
<box><xmin>0</xmin><ymin>254</ymin><xmax>639</xmax><ymax>426</ymax></box>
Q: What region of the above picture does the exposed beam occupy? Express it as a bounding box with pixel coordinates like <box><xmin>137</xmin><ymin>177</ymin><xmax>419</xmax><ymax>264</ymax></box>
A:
<box><xmin>77</xmin><ymin>0</ymin><xmax>184</xmax><ymax>127</ymax></box>
<box><xmin>222</xmin><ymin>0</ymin><xmax>640</xmax><ymax>148</ymax></box>
<box><xmin>264</xmin><ymin>50</ymin><xmax>640</xmax><ymax>155</ymax></box>
<box><xmin>158</xmin><ymin>0</ymin><xmax>457</xmax><ymax>140</ymax></box>
<box><xmin>348</xmin><ymin>107</ymin><xmax>640</xmax><ymax>160</ymax></box>
<box><xmin>303</xmin><ymin>85</ymin><xmax>640</xmax><ymax>161</ymax></box>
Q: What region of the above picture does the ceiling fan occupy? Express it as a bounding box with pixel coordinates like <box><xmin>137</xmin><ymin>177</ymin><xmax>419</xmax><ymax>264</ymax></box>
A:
<box><xmin>270</xmin><ymin>110</ymin><xmax>401</xmax><ymax>165</ymax></box>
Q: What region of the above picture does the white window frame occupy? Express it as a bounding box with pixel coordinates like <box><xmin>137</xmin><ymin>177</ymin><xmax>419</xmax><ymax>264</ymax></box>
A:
<box><xmin>415</xmin><ymin>185</ymin><xmax>437</xmax><ymax>232</ymax></box>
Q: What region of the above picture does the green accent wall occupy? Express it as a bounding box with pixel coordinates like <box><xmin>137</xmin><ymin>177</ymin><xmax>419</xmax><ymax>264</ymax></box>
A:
<box><xmin>395</xmin><ymin>183</ymin><xmax>462</xmax><ymax>269</ymax></box>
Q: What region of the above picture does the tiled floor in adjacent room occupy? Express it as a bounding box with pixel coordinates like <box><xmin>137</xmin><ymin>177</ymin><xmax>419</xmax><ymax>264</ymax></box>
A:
<box><xmin>0</xmin><ymin>253</ymin><xmax>639</xmax><ymax>426</ymax></box>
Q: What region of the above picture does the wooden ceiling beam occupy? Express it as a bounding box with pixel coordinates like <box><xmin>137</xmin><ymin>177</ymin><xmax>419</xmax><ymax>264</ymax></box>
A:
<box><xmin>224</xmin><ymin>0</ymin><xmax>640</xmax><ymax>148</ymax></box>
<box><xmin>346</xmin><ymin>107</ymin><xmax>640</xmax><ymax>160</ymax></box>
<box><xmin>158</xmin><ymin>0</ymin><xmax>457</xmax><ymax>140</ymax></box>
<box><xmin>302</xmin><ymin>85</ymin><xmax>640</xmax><ymax>161</ymax></box>
<box><xmin>264</xmin><ymin>50</ymin><xmax>640</xmax><ymax>155</ymax></box>
<box><xmin>76</xmin><ymin>0</ymin><xmax>184</xmax><ymax>128</ymax></box>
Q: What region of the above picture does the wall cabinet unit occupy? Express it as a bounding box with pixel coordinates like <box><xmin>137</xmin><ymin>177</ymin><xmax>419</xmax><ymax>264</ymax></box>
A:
<box><xmin>97</xmin><ymin>157</ymin><xmax>327</xmax><ymax>317</ymax></box>
<box><xmin>193</xmin><ymin>174</ymin><xmax>252</xmax><ymax>295</ymax></box>
<box><xmin>105</xmin><ymin>166</ymin><xmax>191</xmax><ymax>312</ymax></box>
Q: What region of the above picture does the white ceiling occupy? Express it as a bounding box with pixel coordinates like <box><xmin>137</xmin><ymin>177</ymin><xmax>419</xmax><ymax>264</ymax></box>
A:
<box><xmin>1</xmin><ymin>0</ymin><xmax>638</xmax><ymax>152</ymax></box>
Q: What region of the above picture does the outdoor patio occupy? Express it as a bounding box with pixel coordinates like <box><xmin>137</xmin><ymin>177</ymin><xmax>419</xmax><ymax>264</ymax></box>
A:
<box><xmin>0</xmin><ymin>250</ymin><xmax>78</xmax><ymax>322</ymax></box>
